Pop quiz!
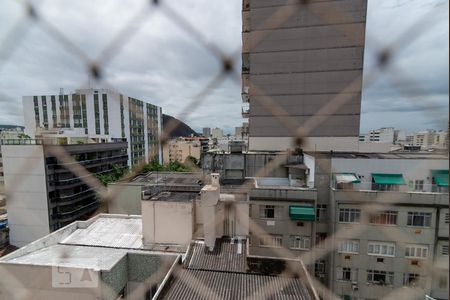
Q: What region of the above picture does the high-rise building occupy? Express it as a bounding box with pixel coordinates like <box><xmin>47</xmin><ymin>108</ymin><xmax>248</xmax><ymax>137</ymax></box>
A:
<box><xmin>211</xmin><ymin>127</ymin><xmax>224</xmax><ymax>139</ymax></box>
<box><xmin>1</xmin><ymin>140</ymin><xmax>128</xmax><ymax>247</ymax></box>
<box><xmin>242</xmin><ymin>0</ymin><xmax>368</xmax><ymax>151</ymax></box>
<box><xmin>23</xmin><ymin>88</ymin><xmax>162</xmax><ymax>166</ymax></box>
<box><xmin>202</xmin><ymin>127</ymin><xmax>211</xmax><ymax>138</ymax></box>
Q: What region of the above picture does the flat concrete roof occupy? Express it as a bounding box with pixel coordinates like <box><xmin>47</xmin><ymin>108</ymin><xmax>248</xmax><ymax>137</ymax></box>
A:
<box><xmin>131</xmin><ymin>172</ymin><xmax>204</xmax><ymax>186</ymax></box>
<box><xmin>324</xmin><ymin>151</ymin><xmax>448</xmax><ymax>160</ymax></box>
<box><xmin>5</xmin><ymin>244</ymin><xmax>127</xmax><ymax>271</ymax></box>
<box><xmin>146</xmin><ymin>191</ymin><xmax>199</xmax><ymax>202</ymax></box>
<box><xmin>61</xmin><ymin>216</ymin><xmax>143</xmax><ymax>249</ymax></box>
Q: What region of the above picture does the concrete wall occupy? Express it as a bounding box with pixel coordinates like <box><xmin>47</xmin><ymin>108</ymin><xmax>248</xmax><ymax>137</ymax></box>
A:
<box><xmin>142</xmin><ymin>200</ymin><xmax>193</xmax><ymax>246</ymax></box>
<box><xmin>108</xmin><ymin>184</ymin><xmax>142</xmax><ymax>215</ymax></box>
<box><xmin>0</xmin><ymin>264</ymin><xmax>101</xmax><ymax>300</ymax></box>
<box><xmin>2</xmin><ymin>145</ymin><xmax>50</xmax><ymax>247</ymax></box>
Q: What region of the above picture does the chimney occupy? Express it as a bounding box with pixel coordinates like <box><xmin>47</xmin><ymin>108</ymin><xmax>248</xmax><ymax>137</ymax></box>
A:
<box><xmin>201</xmin><ymin>173</ymin><xmax>220</xmax><ymax>251</ymax></box>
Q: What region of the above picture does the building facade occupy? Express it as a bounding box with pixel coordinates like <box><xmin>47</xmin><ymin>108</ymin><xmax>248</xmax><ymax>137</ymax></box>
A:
<box><xmin>359</xmin><ymin>127</ymin><xmax>396</xmax><ymax>144</ymax></box>
<box><xmin>242</xmin><ymin>0</ymin><xmax>368</xmax><ymax>152</ymax></box>
<box><xmin>1</xmin><ymin>141</ymin><xmax>128</xmax><ymax>247</ymax></box>
<box><xmin>202</xmin><ymin>127</ymin><xmax>211</xmax><ymax>138</ymax></box>
<box><xmin>204</xmin><ymin>149</ymin><xmax>449</xmax><ymax>299</ymax></box>
<box><xmin>23</xmin><ymin>88</ymin><xmax>162</xmax><ymax>166</ymax></box>
<box><xmin>162</xmin><ymin>138</ymin><xmax>202</xmax><ymax>164</ymax></box>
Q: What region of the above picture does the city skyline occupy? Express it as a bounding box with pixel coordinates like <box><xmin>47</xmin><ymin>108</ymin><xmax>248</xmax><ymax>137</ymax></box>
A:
<box><xmin>0</xmin><ymin>0</ymin><xmax>448</xmax><ymax>134</ymax></box>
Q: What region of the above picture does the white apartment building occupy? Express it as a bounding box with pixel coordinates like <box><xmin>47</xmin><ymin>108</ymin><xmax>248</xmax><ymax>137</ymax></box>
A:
<box><xmin>406</xmin><ymin>130</ymin><xmax>449</xmax><ymax>150</ymax></box>
<box><xmin>23</xmin><ymin>88</ymin><xmax>162</xmax><ymax>166</ymax></box>
<box><xmin>359</xmin><ymin>127</ymin><xmax>396</xmax><ymax>143</ymax></box>
<box><xmin>211</xmin><ymin>127</ymin><xmax>223</xmax><ymax>139</ymax></box>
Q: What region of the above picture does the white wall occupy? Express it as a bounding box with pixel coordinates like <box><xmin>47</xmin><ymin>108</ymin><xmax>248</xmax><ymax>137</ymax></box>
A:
<box><xmin>142</xmin><ymin>200</ymin><xmax>193</xmax><ymax>246</ymax></box>
<box><xmin>2</xmin><ymin>145</ymin><xmax>50</xmax><ymax>247</ymax></box>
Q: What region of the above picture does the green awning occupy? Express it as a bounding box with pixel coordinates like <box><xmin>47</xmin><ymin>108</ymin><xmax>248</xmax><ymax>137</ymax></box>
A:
<box><xmin>372</xmin><ymin>173</ymin><xmax>406</xmax><ymax>185</ymax></box>
<box><xmin>289</xmin><ymin>206</ymin><xmax>315</xmax><ymax>221</ymax></box>
<box><xmin>432</xmin><ymin>170</ymin><xmax>449</xmax><ymax>187</ymax></box>
<box><xmin>333</xmin><ymin>173</ymin><xmax>361</xmax><ymax>184</ymax></box>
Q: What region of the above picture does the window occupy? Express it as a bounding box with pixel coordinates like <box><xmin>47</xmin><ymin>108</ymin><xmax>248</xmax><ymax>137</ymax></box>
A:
<box><xmin>339</xmin><ymin>208</ymin><xmax>360</xmax><ymax>223</ymax></box>
<box><xmin>403</xmin><ymin>273</ymin><xmax>421</xmax><ymax>287</ymax></box>
<box><xmin>316</xmin><ymin>204</ymin><xmax>327</xmax><ymax>222</ymax></box>
<box><xmin>338</xmin><ymin>240</ymin><xmax>359</xmax><ymax>254</ymax></box>
<box><xmin>290</xmin><ymin>235</ymin><xmax>310</xmax><ymax>250</ymax></box>
<box><xmin>315</xmin><ymin>233</ymin><xmax>327</xmax><ymax>248</ymax></box>
<box><xmin>102</xmin><ymin>94</ymin><xmax>109</xmax><ymax>135</ymax></box>
<box><xmin>439</xmin><ymin>274</ymin><xmax>448</xmax><ymax>289</ymax></box>
<box><xmin>445</xmin><ymin>213</ymin><xmax>449</xmax><ymax>224</ymax></box>
<box><xmin>336</xmin><ymin>267</ymin><xmax>357</xmax><ymax>281</ymax></box>
<box><xmin>94</xmin><ymin>94</ymin><xmax>100</xmax><ymax>135</ymax></box>
<box><xmin>33</xmin><ymin>96</ymin><xmax>40</xmax><ymax>127</ymax></box>
<box><xmin>414</xmin><ymin>180</ymin><xmax>424</xmax><ymax>191</ymax></box>
<box><xmin>369</xmin><ymin>210</ymin><xmax>398</xmax><ymax>225</ymax></box>
<box><xmin>405</xmin><ymin>245</ymin><xmax>429</xmax><ymax>259</ymax></box>
<box><xmin>259</xmin><ymin>235</ymin><xmax>282</xmax><ymax>248</ymax></box>
<box><xmin>41</xmin><ymin>96</ymin><xmax>48</xmax><ymax>128</ymax></box>
<box><xmin>407</xmin><ymin>212</ymin><xmax>431</xmax><ymax>227</ymax></box>
<box><xmin>442</xmin><ymin>245</ymin><xmax>449</xmax><ymax>256</ymax></box>
<box><xmin>314</xmin><ymin>260</ymin><xmax>326</xmax><ymax>278</ymax></box>
<box><xmin>367</xmin><ymin>270</ymin><xmax>394</xmax><ymax>285</ymax></box>
<box><xmin>368</xmin><ymin>241</ymin><xmax>395</xmax><ymax>257</ymax></box>
<box><xmin>259</xmin><ymin>205</ymin><xmax>281</xmax><ymax>219</ymax></box>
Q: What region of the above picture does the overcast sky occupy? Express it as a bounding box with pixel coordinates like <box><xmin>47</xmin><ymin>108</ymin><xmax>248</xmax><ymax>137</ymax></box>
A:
<box><xmin>0</xmin><ymin>0</ymin><xmax>448</xmax><ymax>134</ymax></box>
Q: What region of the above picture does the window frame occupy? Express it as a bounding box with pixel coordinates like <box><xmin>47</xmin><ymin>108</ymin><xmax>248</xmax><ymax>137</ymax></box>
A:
<box><xmin>338</xmin><ymin>240</ymin><xmax>360</xmax><ymax>254</ymax></box>
<box><xmin>405</xmin><ymin>244</ymin><xmax>429</xmax><ymax>259</ymax></box>
<box><xmin>336</xmin><ymin>267</ymin><xmax>358</xmax><ymax>282</ymax></box>
<box><xmin>369</xmin><ymin>210</ymin><xmax>398</xmax><ymax>226</ymax></box>
<box><xmin>289</xmin><ymin>235</ymin><xmax>311</xmax><ymax>250</ymax></box>
<box><xmin>367</xmin><ymin>241</ymin><xmax>396</xmax><ymax>257</ymax></box>
<box><xmin>367</xmin><ymin>269</ymin><xmax>394</xmax><ymax>286</ymax></box>
<box><xmin>338</xmin><ymin>208</ymin><xmax>361</xmax><ymax>224</ymax></box>
<box><xmin>407</xmin><ymin>212</ymin><xmax>432</xmax><ymax>227</ymax></box>
<box><xmin>259</xmin><ymin>235</ymin><xmax>283</xmax><ymax>248</ymax></box>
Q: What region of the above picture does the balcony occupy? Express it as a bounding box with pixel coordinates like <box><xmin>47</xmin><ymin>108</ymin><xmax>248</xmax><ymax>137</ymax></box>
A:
<box><xmin>56</xmin><ymin>201</ymin><xmax>100</xmax><ymax>223</ymax></box>
<box><xmin>242</xmin><ymin>107</ymin><xmax>250</xmax><ymax>118</ymax></box>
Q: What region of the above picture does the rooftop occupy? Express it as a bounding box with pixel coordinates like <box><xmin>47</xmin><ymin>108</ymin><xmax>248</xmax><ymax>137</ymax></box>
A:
<box><xmin>6</xmin><ymin>244</ymin><xmax>127</xmax><ymax>271</ymax></box>
<box><xmin>145</xmin><ymin>191</ymin><xmax>199</xmax><ymax>202</ymax></box>
<box><xmin>324</xmin><ymin>151</ymin><xmax>448</xmax><ymax>159</ymax></box>
<box><xmin>131</xmin><ymin>172</ymin><xmax>204</xmax><ymax>185</ymax></box>
<box><xmin>157</xmin><ymin>239</ymin><xmax>317</xmax><ymax>300</ymax></box>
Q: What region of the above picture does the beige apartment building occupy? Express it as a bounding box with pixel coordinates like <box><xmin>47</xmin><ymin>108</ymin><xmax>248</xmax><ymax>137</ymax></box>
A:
<box><xmin>162</xmin><ymin>138</ymin><xmax>201</xmax><ymax>164</ymax></box>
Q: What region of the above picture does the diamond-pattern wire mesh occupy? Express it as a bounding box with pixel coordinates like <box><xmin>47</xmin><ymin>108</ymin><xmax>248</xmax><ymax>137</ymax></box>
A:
<box><xmin>0</xmin><ymin>0</ymin><xmax>447</xmax><ymax>299</ymax></box>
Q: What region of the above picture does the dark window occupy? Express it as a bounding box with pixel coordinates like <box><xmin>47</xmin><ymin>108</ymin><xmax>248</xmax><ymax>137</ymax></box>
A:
<box><xmin>407</xmin><ymin>212</ymin><xmax>431</xmax><ymax>227</ymax></box>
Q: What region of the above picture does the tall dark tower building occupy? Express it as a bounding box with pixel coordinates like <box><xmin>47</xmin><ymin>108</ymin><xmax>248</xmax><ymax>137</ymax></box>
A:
<box><xmin>242</xmin><ymin>0</ymin><xmax>368</xmax><ymax>151</ymax></box>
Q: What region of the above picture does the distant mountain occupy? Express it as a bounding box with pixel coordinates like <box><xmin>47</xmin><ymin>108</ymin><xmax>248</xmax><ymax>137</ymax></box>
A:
<box><xmin>162</xmin><ymin>114</ymin><xmax>197</xmax><ymax>138</ymax></box>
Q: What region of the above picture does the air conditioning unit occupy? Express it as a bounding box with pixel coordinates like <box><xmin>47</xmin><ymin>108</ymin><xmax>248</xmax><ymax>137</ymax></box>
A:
<box><xmin>351</xmin><ymin>282</ymin><xmax>358</xmax><ymax>291</ymax></box>
<box><xmin>411</xmin><ymin>260</ymin><xmax>420</xmax><ymax>266</ymax></box>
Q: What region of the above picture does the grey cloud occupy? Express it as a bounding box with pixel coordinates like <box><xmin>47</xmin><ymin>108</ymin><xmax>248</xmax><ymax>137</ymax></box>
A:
<box><xmin>0</xmin><ymin>0</ymin><xmax>448</xmax><ymax>134</ymax></box>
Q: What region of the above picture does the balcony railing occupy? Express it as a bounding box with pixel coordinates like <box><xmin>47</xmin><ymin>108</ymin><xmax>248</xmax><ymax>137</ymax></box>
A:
<box><xmin>333</xmin><ymin>182</ymin><xmax>448</xmax><ymax>194</ymax></box>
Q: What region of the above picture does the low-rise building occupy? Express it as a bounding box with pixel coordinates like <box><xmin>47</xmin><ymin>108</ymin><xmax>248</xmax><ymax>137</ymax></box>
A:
<box><xmin>0</xmin><ymin>207</ymin><xmax>318</xmax><ymax>299</ymax></box>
